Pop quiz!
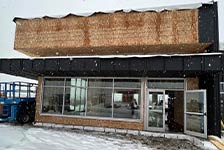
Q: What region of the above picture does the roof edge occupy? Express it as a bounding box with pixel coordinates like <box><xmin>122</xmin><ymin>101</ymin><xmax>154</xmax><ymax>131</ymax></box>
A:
<box><xmin>13</xmin><ymin>1</ymin><xmax>214</xmax><ymax>23</ymax></box>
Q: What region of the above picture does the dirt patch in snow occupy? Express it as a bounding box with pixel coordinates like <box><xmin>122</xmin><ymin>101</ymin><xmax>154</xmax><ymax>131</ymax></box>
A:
<box><xmin>88</xmin><ymin>131</ymin><xmax>200</xmax><ymax>150</ymax></box>
<box><xmin>36</xmin><ymin>126</ymin><xmax>202</xmax><ymax>150</ymax></box>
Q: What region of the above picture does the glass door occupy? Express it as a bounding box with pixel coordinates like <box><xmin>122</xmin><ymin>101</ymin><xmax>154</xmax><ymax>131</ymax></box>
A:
<box><xmin>184</xmin><ymin>90</ymin><xmax>207</xmax><ymax>138</ymax></box>
<box><xmin>146</xmin><ymin>90</ymin><xmax>165</xmax><ymax>132</ymax></box>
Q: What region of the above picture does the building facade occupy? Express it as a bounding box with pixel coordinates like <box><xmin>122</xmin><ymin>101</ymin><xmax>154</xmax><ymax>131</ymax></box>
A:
<box><xmin>0</xmin><ymin>2</ymin><xmax>223</xmax><ymax>138</ymax></box>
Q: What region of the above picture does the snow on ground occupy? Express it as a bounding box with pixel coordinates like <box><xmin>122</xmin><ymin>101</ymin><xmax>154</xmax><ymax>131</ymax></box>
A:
<box><xmin>0</xmin><ymin>124</ymin><xmax>216</xmax><ymax>150</ymax></box>
<box><xmin>0</xmin><ymin>124</ymin><xmax>149</xmax><ymax>150</ymax></box>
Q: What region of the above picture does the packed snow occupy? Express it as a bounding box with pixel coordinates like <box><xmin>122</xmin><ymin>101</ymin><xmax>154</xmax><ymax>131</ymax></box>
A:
<box><xmin>0</xmin><ymin>124</ymin><xmax>149</xmax><ymax>150</ymax></box>
<box><xmin>13</xmin><ymin>0</ymin><xmax>213</xmax><ymax>18</ymax></box>
<box><xmin>0</xmin><ymin>124</ymin><xmax>217</xmax><ymax>150</ymax></box>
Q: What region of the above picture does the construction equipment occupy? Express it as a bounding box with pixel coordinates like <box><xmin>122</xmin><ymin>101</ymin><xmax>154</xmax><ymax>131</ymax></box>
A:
<box><xmin>0</xmin><ymin>81</ymin><xmax>37</xmax><ymax>123</ymax></box>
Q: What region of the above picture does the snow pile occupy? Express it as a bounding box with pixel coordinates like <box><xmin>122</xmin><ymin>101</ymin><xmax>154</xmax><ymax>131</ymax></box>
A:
<box><xmin>0</xmin><ymin>125</ymin><xmax>149</xmax><ymax>150</ymax></box>
<box><xmin>14</xmin><ymin>0</ymin><xmax>213</xmax><ymax>19</ymax></box>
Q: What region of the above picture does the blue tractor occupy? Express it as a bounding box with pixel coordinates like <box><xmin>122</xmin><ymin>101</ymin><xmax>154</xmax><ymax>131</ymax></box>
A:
<box><xmin>0</xmin><ymin>81</ymin><xmax>37</xmax><ymax>123</ymax></box>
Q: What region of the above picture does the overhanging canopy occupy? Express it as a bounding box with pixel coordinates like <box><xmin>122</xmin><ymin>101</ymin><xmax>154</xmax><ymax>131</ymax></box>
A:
<box><xmin>0</xmin><ymin>54</ymin><xmax>223</xmax><ymax>79</ymax></box>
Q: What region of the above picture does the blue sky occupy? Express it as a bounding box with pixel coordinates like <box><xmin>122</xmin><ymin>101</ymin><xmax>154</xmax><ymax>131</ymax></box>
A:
<box><xmin>0</xmin><ymin>0</ymin><xmax>223</xmax><ymax>81</ymax></box>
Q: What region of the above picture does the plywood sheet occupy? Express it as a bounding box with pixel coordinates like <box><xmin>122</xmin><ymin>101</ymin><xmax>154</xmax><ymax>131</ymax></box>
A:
<box><xmin>174</xmin><ymin>92</ymin><xmax>184</xmax><ymax>127</ymax></box>
<box><xmin>16</xmin><ymin>43</ymin><xmax>210</xmax><ymax>57</ymax></box>
<box><xmin>187</xmin><ymin>77</ymin><xmax>199</xmax><ymax>90</ymax></box>
<box><xmin>14</xmin><ymin>9</ymin><xmax>201</xmax><ymax>57</ymax></box>
<box><xmin>208</xmin><ymin>135</ymin><xmax>224</xmax><ymax>150</ymax></box>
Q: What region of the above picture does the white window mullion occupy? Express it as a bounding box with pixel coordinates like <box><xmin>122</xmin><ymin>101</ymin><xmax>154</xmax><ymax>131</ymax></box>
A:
<box><xmin>112</xmin><ymin>78</ymin><xmax>114</xmax><ymax>118</ymax></box>
<box><xmin>79</xmin><ymin>79</ymin><xmax>82</xmax><ymax>113</ymax></box>
<box><xmin>85</xmin><ymin>78</ymin><xmax>88</xmax><ymax>116</ymax></box>
<box><xmin>74</xmin><ymin>79</ymin><xmax>77</xmax><ymax>112</ymax></box>
<box><xmin>62</xmin><ymin>78</ymin><xmax>66</xmax><ymax>115</ymax></box>
<box><xmin>40</xmin><ymin>78</ymin><xmax>45</xmax><ymax>113</ymax></box>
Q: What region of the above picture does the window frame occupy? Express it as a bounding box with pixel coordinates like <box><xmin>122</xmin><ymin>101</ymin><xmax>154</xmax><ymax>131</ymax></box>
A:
<box><xmin>40</xmin><ymin>77</ymin><xmax>144</xmax><ymax>122</ymax></box>
<box><xmin>41</xmin><ymin>78</ymin><xmax>65</xmax><ymax>115</ymax></box>
<box><xmin>113</xmin><ymin>88</ymin><xmax>142</xmax><ymax>119</ymax></box>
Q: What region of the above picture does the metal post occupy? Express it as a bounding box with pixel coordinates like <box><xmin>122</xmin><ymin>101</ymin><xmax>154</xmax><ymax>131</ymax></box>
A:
<box><xmin>62</xmin><ymin>78</ymin><xmax>66</xmax><ymax>115</ymax></box>
<box><xmin>13</xmin><ymin>83</ymin><xmax>15</xmax><ymax>99</ymax></box>
<box><xmin>112</xmin><ymin>78</ymin><xmax>114</xmax><ymax>118</ymax></box>
<box><xmin>85</xmin><ymin>78</ymin><xmax>88</xmax><ymax>116</ymax></box>
<box><xmin>19</xmin><ymin>82</ymin><xmax>21</xmax><ymax>98</ymax></box>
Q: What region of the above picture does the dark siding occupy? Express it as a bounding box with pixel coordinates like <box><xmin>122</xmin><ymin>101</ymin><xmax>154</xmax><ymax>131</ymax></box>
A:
<box><xmin>200</xmin><ymin>74</ymin><xmax>221</xmax><ymax>137</ymax></box>
<box><xmin>199</xmin><ymin>3</ymin><xmax>219</xmax><ymax>52</ymax></box>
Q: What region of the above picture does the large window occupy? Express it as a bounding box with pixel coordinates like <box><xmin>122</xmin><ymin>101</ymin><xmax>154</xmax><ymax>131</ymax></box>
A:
<box><xmin>63</xmin><ymin>78</ymin><xmax>87</xmax><ymax>116</ymax></box>
<box><xmin>42</xmin><ymin>78</ymin><xmax>64</xmax><ymax>114</ymax></box>
<box><xmin>113</xmin><ymin>89</ymin><xmax>141</xmax><ymax>119</ymax></box>
<box><xmin>113</xmin><ymin>79</ymin><xmax>141</xmax><ymax>119</ymax></box>
<box><xmin>86</xmin><ymin>79</ymin><xmax>113</xmax><ymax>117</ymax></box>
<box><xmin>87</xmin><ymin>88</ymin><xmax>113</xmax><ymax>117</ymax></box>
<box><xmin>42</xmin><ymin>78</ymin><xmax>142</xmax><ymax>120</ymax></box>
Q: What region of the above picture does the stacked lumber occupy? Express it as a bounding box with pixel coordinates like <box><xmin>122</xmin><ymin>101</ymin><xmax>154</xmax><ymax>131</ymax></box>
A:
<box><xmin>208</xmin><ymin>135</ymin><xmax>224</xmax><ymax>150</ymax></box>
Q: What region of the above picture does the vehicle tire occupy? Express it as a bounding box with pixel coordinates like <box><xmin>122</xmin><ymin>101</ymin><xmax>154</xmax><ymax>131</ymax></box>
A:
<box><xmin>17</xmin><ymin>112</ymin><xmax>30</xmax><ymax>124</ymax></box>
<box><xmin>16</xmin><ymin>101</ymin><xmax>35</xmax><ymax>124</ymax></box>
<box><xmin>20</xmin><ymin>114</ymin><xmax>30</xmax><ymax>123</ymax></box>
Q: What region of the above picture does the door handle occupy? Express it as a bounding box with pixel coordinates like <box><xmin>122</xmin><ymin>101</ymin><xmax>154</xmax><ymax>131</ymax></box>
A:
<box><xmin>204</xmin><ymin>112</ymin><xmax>207</xmax><ymax>116</ymax></box>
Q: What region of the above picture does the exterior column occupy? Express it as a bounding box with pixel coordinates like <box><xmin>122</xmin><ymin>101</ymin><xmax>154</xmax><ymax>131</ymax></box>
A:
<box><xmin>199</xmin><ymin>73</ymin><xmax>221</xmax><ymax>137</ymax></box>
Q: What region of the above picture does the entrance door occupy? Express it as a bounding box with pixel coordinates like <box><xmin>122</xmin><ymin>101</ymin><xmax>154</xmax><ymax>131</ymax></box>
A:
<box><xmin>146</xmin><ymin>90</ymin><xmax>165</xmax><ymax>131</ymax></box>
<box><xmin>184</xmin><ymin>90</ymin><xmax>207</xmax><ymax>138</ymax></box>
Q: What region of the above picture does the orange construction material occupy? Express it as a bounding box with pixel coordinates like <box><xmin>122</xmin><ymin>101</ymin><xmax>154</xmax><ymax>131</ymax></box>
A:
<box><xmin>14</xmin><ymin>9</ymin><xmax>210</xmax><ymax>57</ymax></box>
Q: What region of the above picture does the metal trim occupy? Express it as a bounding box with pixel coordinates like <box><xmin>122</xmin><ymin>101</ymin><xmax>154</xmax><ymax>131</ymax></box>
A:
<box><xmin>184</xmin><ymin>89</ymin><xmax>207</xmax><ymax>138</ymax></box>
<box><xmin>62</xmin><ymin>78</ymin><xmax>66</xmax><ymax>115</ymax></box>
<box><xmin>145</xmin><ymin>89</ymin><xmax>166</xmax><ymax>132</ymax></box>
<box><xmin>40</xmin><ymin>77</ymin><xmax>44</xmax><ymax>114</ymax></box>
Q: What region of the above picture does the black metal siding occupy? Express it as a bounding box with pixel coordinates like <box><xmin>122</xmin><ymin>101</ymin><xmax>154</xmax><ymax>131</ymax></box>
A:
<box><xmin>0</xmin><ymin>55</ymin><xmax>222</xmax><ymax>79</ymax></box>
<box><xmin>200</xmin><ymin>74</ymin><xmax>221</xmax><ymax>137</ymax></box>
<box><xmin>199</xmin><ymin>2</ymin><xmax>219</xmax><ymax>52</ymax></box>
